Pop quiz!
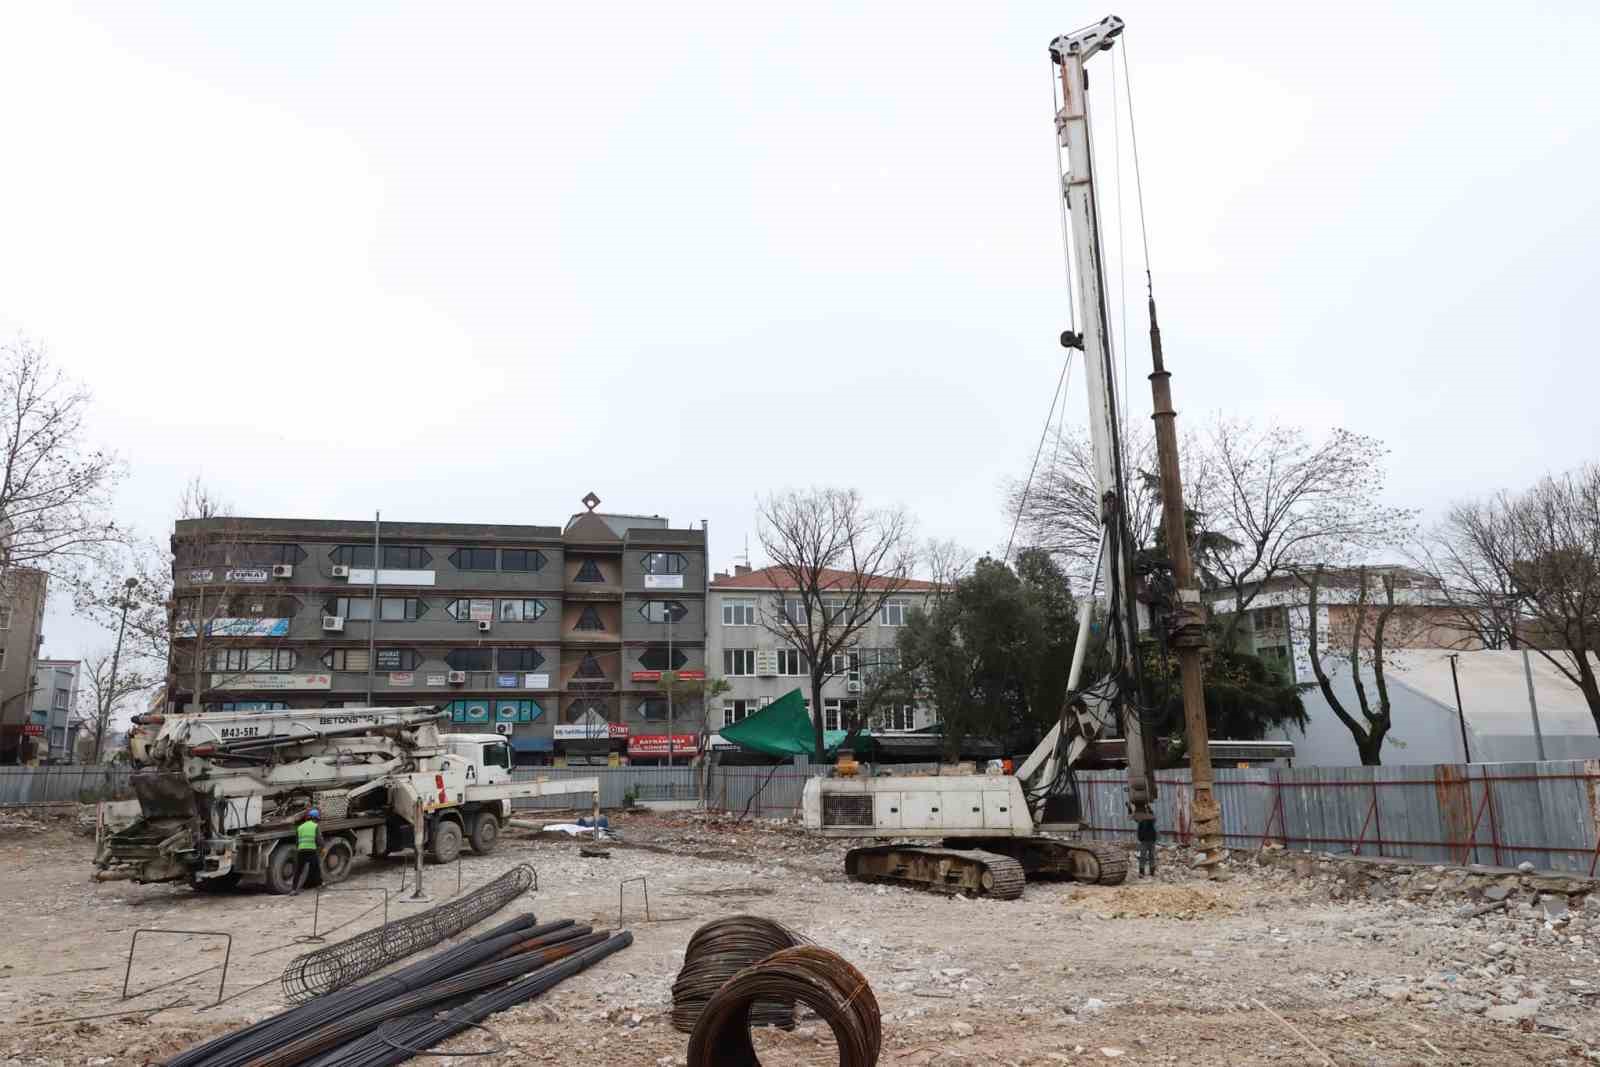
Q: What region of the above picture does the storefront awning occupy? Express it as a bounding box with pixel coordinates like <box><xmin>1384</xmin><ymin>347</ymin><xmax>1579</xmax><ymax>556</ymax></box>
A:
<box><xmin>510</xmin><ymin>736</ymin><xmax>554</xmax><ymax>753</ymax></box>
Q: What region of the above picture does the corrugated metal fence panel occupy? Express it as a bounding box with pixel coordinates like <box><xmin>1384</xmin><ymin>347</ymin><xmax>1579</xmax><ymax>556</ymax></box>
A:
<box><xmin>509</xmin><ymin>767</ymin><xmax>698</xmax><ymax>811</ymax></box>
<box><xmin>709</xmin><ymin>767</ymin><xmax>827</xmax><ymax>818</ymax></box>
<box><xmin>0</xmin><ymin>766</ymin><xmax>132</xmax><ymax>805</ymax></box>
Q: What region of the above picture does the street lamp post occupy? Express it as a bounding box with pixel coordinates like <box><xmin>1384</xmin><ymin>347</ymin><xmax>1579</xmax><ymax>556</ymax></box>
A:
<box><xmin>100</xmin><ymin>577</ymin><xmax>138</xmax><ymax>762</ymax></box>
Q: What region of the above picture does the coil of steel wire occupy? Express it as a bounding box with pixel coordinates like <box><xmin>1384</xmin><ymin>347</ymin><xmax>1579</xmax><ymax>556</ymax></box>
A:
<box><xmin>280</xmin><ymin>863</ymin><xmax>535</xmax><ymax>1002</ymax></box>
<box><xmin>687</xmin><ymin>945</ymin><xmax>881</xmax><ymax>1067</ymax></box>
<box><xmin>670</xmin><ymin>915</ymin><xmax>807</xmax><ymax>1033</ymax></box>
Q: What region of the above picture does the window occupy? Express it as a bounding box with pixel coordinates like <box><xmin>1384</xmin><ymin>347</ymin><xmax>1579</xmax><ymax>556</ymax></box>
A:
<box><xmin>823</xmin><ymin>698</ymin><xmax>842</xmax><ymax>731</ymax></box>
<box><xmin>445</xmin><ymin>648</ymin><xmax>494</xmax><ymax>672</ymax></box>
<box><xmin>330</xmin><ymin>545</ymin><xmax>432</xmax><ymax>569</ymax></box>
<box><xmin>638</xmin><ymin>600</ymin><xmax>688</xmax><ymax>623</ymax></box>
<box><xmin>498</xmin><ymin>648</ymin><xmax>546</xmax><ymax>672</ymax></box>
<box><xmin>782</xmin><ymin>599</ymin><xmax>806</xmax><ymax>624</ymax></box>
<box><xmin>445</xmin><ymin>598</ymin><xmax>495</xmax><ymax>623</ymax></box>
<box><xmin>450</xmin><ymin>547</ymin><xmax>498</xmax><ymax>571</ymax></box>
<box><xmin>823</xmin><ymin>597</ymin><xmax>847</xmax><ymax>623</ymax></box>
<box><xmin>566</xmin><ymin>698</ymin><xmax>609</xmax><ymax>723</ymax></box>
<box><xmin>211</xmin><ymin>648</ymin><xmax>296</xmax><ymax>672</ymax></box>
<box><xmin>574</xmin><ymin>606</ymin><xmax>606</xmax><ymax>632</ymax></box>
<box><xmin>723</xmin><ymin>649</ymin><xmax>756</xmax><ymax>676</ymax></box>
<box><xmin>322</xmin><ymin>648</ymin><xmax>371</xmax><ymax>671</ymax></box>
<box><xmin>641</xmin><ymin>552</ymin><xmax>687</xmax><ymax>575</ymax></box>
<box><xmin>374</xmin><ymin>649</ymin><xmax>421</xmax><ymax>671</ymax></box>
<box><xmin>574</xmin><ymin>559</ymin><xmax>605</xmax><ymax>583</ymax></box>
<box><xmin>639</xmin><ymin>646</ymin><xmax>688</xmax><ymax>671</ymax></box>
<box><xmin>722</xmin><ymin>598</ymin><xmax>756</xmax><ymax>626</ymax></box>
<box><xmin>775</xmin><ymin>648</ymin><xmax>805</xmax><ymax>676</ymax></box>
<box><xmin>197</xmin><ymin>542</ymin><xmax>307</xmax><ymax>566</ymax></box>
<box><xmin>499</xmin><ymin>599</ymin><xmax>547</xmax><ymax>623</ymax></box>
<box><xmin>1252</xmin><ymin>606</ymin><xmax>1287</xmax><ymax>632</ymax></box>
<box><xmin>52</xmin><ymin>688</ymin><xmax>70</xmax><ymax>710</ymax></box>
<box><xmin>863</xmin><ymin>647</ymin><xmax>900</xmax><ymax>673</ymax></box>
<box><xmin>830</xmin><ymin>650</ymin><xmax>860</xmax><ymax>676</ymax></box>
<box><xmin>879</xmin><ymin>599</ymin><xmax>908</xmax><ymax>626</ymax></box>
<box><xmin>877</xmin><ymin>704</ymin><xmax>915</xmax><ymax>732</ymax></box>
<box><xmin>500</xmin><ymin>549</ymin><xmax>547</xmax><ymax>573</ymax></box>
<box><xmin>574</xmin><ymin>653</ymin><xmax>606</xmax><ymax>679</ymax></box>
<box><xmin>328</xmin><ymin>596</ymin><xmax>372</xmax><ymax>621</ymax></box>
<box><xmin>0</xmin><ymin>606</ymin><xmax>12</xmax><ymax>630</ymax></box>
<box><xmin>482</xmin><ymin>741</ymin><xmax>511</xmax><ymax>769</ymax></box>
<box><xmin>379</xmin><ymin>598</ymin><xmax>427</xmax><ymax>621</ymax></box>
<box><xmin>637</xmin><ymin>698</ymin><xmax>670</xmax><ymax>721</ymax></box>
<box><xmin>723</xmin><ymin>699</ymin><xmax>758</xmax><ymax>726</ymax></box>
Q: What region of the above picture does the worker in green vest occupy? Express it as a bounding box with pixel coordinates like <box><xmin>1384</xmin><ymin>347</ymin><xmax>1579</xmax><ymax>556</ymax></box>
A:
<box><xmin>292</xmin><ymin>807</ymin><xmax>321</xmax><ymax>895</ymax></box>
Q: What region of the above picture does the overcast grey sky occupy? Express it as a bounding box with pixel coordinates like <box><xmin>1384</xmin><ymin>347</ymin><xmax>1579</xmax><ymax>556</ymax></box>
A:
<box><xmin>2</xmin><ymin>2</ymin><xmax>1597</xmax><ymax>663</ymax></box>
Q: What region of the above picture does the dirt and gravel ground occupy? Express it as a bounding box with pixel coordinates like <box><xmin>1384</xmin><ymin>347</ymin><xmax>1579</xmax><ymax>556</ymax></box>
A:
<box><xmin>3</xmin><ymin>805</ymin><xmax>1599</xmax><ymax>1065</ymax></box>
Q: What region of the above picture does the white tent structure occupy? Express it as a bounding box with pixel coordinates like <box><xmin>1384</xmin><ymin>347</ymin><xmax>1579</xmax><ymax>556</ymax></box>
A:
<box><xmin>1269</xmin><ymin>649</ymin><xmax>1600</xmax><ymax>767</ymax></box>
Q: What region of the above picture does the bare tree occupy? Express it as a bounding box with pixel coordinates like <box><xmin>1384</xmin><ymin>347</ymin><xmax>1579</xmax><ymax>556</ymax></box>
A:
<box><xmin>922</xmin><ymin>537</ymin><xmax>975</xmax><ymax>598</ymax></box>
<box><xmin>1425</xmin><ymin>467</ymin><xmax>1600</xmax><ymax>730</ymax></box>
<box><xmin>1297</xmin><ymin>564</ymin><xmax>1400</xmax><ymax>765</ymax></box>
<box><xmin>80</xmin><ymin>647</ymin><xmax>152</xmax><ymax>762</ymax></box>
<box><xmin>755</xmin><ymin>488</ymin><xmax>917</xmax><ymax>759</ymax></box>
<box><xmin>0</xmin><ymin>337</ymin><xmax>124</xmax><ymax>587</ymax></box>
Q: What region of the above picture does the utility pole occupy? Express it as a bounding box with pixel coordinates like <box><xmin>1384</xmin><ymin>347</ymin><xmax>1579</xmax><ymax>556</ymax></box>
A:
<box><xmin>366</xmin><ymin>511</ymin><xmax>380</xmax><ymax>705</ymax></box>
<box><xmin>665</xmin><ymin>605</ymin><xmax>674</xmax><ymax>768</ymax></box>
<box><xmin>1522</xmin><ymin>649</ymin><xmax>1546</xmax><ymax>762</ymax></box>
<box><xmin>1447</xmin><ymin>653</ymin><xmax>1473</xmax><ymax>763</ymax></box>
<box><xmin>1144</xmin><ymin>298</ymin><xmax>1222</xmax><ymax>863</ymax></box>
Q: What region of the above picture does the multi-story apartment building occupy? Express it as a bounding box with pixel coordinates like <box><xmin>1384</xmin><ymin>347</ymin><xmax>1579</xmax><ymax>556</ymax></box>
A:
<box><xmin>706</xmin><ymin>564</ymin><xmax>939</xmax><ymax>742</ymax></box>
<box><xmin>29</xmin><ymin>659</ymin><xmax>81</xmax><ymax>762</ymax></box>
<box><xmin>169</xmin><ymin>501</ymin><xmax>707</xmax><ymax>767</ymax></box>
<box><xmin>1205</xmin><ymin>565</ymin><xmax>1480</xmax><ymax>683</ymax></box>
<box><xmin>0</xmin><ymin>569</ymin><xmax>48</xmax><ymax>765</ymax></box>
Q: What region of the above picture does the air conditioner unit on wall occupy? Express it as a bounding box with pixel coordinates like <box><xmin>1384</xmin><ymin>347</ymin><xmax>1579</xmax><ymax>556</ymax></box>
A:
<box><xmin>477</xmin><ymin>620</ymin><xmax>492</xmax><ymax>633</ymax></box>
<box><xmin>448</xmin><ymin>670</ymin><xmax>467</xmax><ymax>684</ymax></box>
<box><xmin>495</xmin><ymin>723</ymin><xmax>514</xmax><ymax>736</ymax></box>
<box><xmin>272</xmin><ymin>564</ymin><xmax>294</xmax><ymax>578</ymax></box>
<box><xmin>331</xmin><ymin>565</ymin><xmax>350</xmax><ymax>578</ymax></box>
<box><xmin>846</xmin><ymin>680</ymin><xmax>863</xmax><ymax>693</ymax></box>
<box><xmin>322</xmin><ymin>615</ymin><xmax>345</xmax><ymax>632</ymax></box>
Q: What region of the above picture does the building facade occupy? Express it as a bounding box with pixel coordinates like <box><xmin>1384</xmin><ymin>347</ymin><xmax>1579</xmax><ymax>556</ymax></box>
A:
<box><xmin>706</xmin><ymin>564</ymin><xmax>939</xmax><ymax>743</ymax></box>
<box><xmin>0</xmin><ymin>569</ymin><xmax>49</xmax><ymax>764</ymax></box>
<box><xmin>170</xmin><ymin>502</ymin><xmax>707</xmax><ymax>767</ymax></box>
<box><xmin>1205</xmin><ymin>565</ymin><xmax>1480</xmax><ymax>684</ymax></box>
<box><xmin>30</xmin><ymin>659</ymin><xmax>81</xmax><ymax>763</ymax></box>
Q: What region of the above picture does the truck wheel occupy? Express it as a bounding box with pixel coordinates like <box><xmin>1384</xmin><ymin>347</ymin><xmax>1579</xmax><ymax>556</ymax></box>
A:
<box><xmin>266</xmin><ymin>842</ymin><xmax>299</xmax><ymax>895</ymax></box>
<box><xmin>429</xmin><ymin>820</ymin><xmax>463</xmax><ymax>865</ymax></box>
<box><xmin>469</xmin><ymin>813</ymin><xmax>500</xmax><ymax>854</ymax></box>
<box><xmin>321</xmin><ymin>840</ymin><xmax>354</xmax><ymax>885</ymax></box>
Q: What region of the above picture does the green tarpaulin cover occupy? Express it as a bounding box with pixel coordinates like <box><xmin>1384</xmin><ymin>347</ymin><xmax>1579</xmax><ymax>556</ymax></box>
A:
<box><xmin>717</xmin><ymin>687</ymin><xmax>870</xmax><ymax>758</ymax></box>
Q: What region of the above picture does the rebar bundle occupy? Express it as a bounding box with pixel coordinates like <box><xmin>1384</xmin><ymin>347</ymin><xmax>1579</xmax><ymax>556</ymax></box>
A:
<box><xmin>687</xmin><ymin>945</ymin><xmax>881</xmax><ymax>1067</ymax></box>
<box><xmin>306</xmin><ymin>932</ymin><xmax>635</xmax><ymax>1067</ymax></box>
<box><xmin>281</xmin><ymin>864</ymin><xmax>536</xmax><ymax>1001</ymax></box>
<box><xmin>164</xmin><ymin>912</ymin><xmax>552</xmax><ymax>1067</ymax></box>
<box><xmin>670</xmin><ymin>915</ymin><xmax>806</xmax><ymax>1033</ymax></box>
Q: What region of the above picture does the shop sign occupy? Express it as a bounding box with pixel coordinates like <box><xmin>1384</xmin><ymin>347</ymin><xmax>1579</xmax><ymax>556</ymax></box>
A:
<box><xmin>524</xmin><ymin>673</ymin><xmax>550</xmax><ymax>689</ymax></box>
<box><xmin>496</xmin><ymin>674</ymin><xmax>519</xmax><ymax>688</ymax></box>
<box><xmin>630</xmin><ymin>669</ymin><xmax>705</xmax><ymax>683</ymax></box>
<box><xmin>389</xmin><ymin>672</ymin><xmax>415</xmax><ymax>686</ymax></box>
<box><xmin>552</xmin><ymin>723</ymin><xmax>629</xmax><ymax>740</ymax></box>
<box><xmin>468</xmin><ymin>598</ymin><xmax>495</xmax><ymax>622</ymax></box>
<box><xmin>178</xmin><ymin>618</ymin><xmax>289</xmax><ymax>638</ymax></box>
<box><xmin>21</xmin><ymin>723</ymin><xmax>44</xmax><ymax>736</ymax></box>
<box><xmin>644</xmin><ymin>574</ymin><xmax>684</xmax><ymax>590</ymax></box>
<box><xmin>210</xmin><ymin>673</ymin><xmax>332</xmax><ymax>691</ymax></box>
<box><xmin>187</xmin><ymin>569</ymin><xmax>214</xmax><ymax>582</ymax></box>
<box><xmin>628</xmin><ymin>733</ymin><xmax>699</xmax><ymax>756</ymax></box>
<box><xmin>346</xmin><ymin>568</ymin><xmax>437</xmax><ymax>587</ymax></box>
<box><xmin>225</xmin><ymin>568</ymin><xmax>272</xmax><ymax>584</ymax></box>
<box><xmin>425</xmin><ymin>673</ymin><xmax>448</xmax><ymax>687</ymax></box>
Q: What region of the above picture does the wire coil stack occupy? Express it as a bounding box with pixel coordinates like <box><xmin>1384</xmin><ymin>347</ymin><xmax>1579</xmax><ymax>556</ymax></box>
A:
<box><xmin>687</xmin><ymin>945</ymin><xmax>882</xmax><ymax>1067</ymax></box>
<box><xmin>670</xmin><ymin>915</ymin><xmax>806</xmax><ymax>1033</ymax></box>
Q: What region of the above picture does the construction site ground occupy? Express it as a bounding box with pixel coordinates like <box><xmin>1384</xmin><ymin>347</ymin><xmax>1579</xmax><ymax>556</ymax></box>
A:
<box><xmin>3</xmin><ymin>805</ymin><xmax>1599</xmax><ymax>1066</ymax></box>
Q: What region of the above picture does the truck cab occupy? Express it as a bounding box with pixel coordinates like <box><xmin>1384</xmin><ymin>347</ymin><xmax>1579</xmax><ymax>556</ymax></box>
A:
<box><xmin>440</xmin><ymin>734</ymin><xmax>515</xmax><ymax>786</ymax></box>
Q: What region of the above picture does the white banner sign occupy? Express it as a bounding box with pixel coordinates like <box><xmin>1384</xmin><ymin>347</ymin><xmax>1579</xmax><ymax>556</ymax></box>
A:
<box><xmin>524</xmin><ymin>673</ymin><xmax>550</xmax><ymax>690</ymax></box>
<box><xmin>210</xmin><ymin>672</ymin><xmax>333</xmax><ymax>691</ymax></box>
<box><xmin>425</xmin><ymin>673</ymin><xmax>448</xmax><ymax>687</ymax></box>
<box><xmin>226</xmin><ymin>568</ymin><xmax>272</xmax><ymax>584</ymax></box>
<box><xmin>644</xmin><ymin>574</ymin><xmax>684</xmax><ymax>590</ymax></box>
<box><xmin>187</xmin><ymin>569</ymin><xmax>214</xmax><ymax>582</ymax></box>
<box><xmin>346</xmin><ymin>568</ymin><xmax>437</xmax><ymax>586</ymax></box>
<box><xmin>553</xmin><ymin>723</ymin><xmax>611</xmax><ymax>740</ymax></box>
<box><xmin>178</xmin><ymin>618</ymin><xmax>289</xmax><ymax>638</ymax></box>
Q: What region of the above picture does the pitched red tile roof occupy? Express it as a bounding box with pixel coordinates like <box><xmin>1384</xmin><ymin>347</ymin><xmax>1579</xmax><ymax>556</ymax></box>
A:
<box><xmin>710</xmin><ymin>564</ymin><xmax>936</xmax><ymax>592</ymax></box>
